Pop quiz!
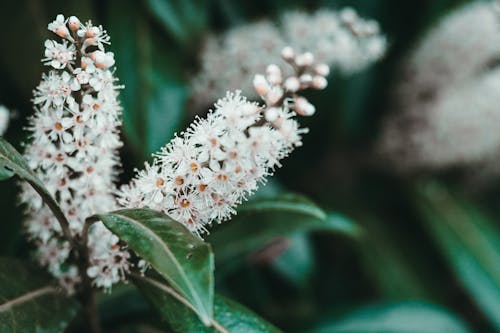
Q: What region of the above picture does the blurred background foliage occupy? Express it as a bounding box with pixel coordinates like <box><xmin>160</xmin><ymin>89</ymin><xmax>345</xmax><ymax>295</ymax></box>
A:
<box><xmin>2</xmin><ymin>0</ymin><xmax>500</xmax><ymax>332</ymax></box>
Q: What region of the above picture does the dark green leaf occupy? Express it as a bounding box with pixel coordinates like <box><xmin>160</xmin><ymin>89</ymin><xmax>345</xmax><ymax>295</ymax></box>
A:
<box><xmin>134</xmin><ymin>275</ymin><xmax>281</xmax><ymax>333</ymax></box>
<box><xmin>414</xmin><ymin>181</ymin><xmax>500</xmax><ymax>331</ymax></box>
<box><xmin>271</xmin><ymin>233</ymin><xmax>314</xmax><ymax>287</ymax></box>
<box><xmin>309</xmin><ymin>302</ymin><xmax>471</xmax><ymax>333</ymax></box>
<box><xmin>92</xmin><ymin>208</ymin><xmax>214</xmax><ymax>325</ymax></box>
<box><xmin>146</xmin><ymin>0</ymin><xmax>208</xmax><ymax>45</ymax></box>
<box><xmin>0</xmin><ymin>257</ymin><xmax>79</xmax><ymax>333</ymax></box>
<box><xmin>207</xmin><ymin>194</ymin><xmax>361</xmax><ymax>268</ymax></box>
<box><xmin>0</xmin><ymin>138</ymin><xmax>70</xmax><ymax>238</ymax></box>
<box><xmin>0</xmin><ymin>165</ymin><xmax>13</xmax><ymax>181</ymax></box>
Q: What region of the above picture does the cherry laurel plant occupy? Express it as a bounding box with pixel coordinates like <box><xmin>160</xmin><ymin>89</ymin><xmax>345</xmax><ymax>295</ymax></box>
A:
<box><xmin>16</xmin><ymin>12</ymin><xmax>329</xmax><ymax>324</ymax></box>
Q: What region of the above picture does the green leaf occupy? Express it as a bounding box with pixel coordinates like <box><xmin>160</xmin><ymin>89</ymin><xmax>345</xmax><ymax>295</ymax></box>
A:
<box><xmin>0</xmin><ymin>257</ymin><xmax>79</xmax><ymax>333</ymax></box>
<box><xmin>271</xmin><ymin>233</ymin><xmax>314</xmax><ymax>287</ymax></box>
<box><xmin>414</xmin><ymin>181</ymin><xmax>500</xmax><ymax>331</ymax></box>
<box><xmin>0</xmin><ymin>138</ymin><xmax>71</xmax><ymax>238</ymax></box>
<box><xmin>146</xmin><ymin>0</ymin><xmax>208</xmax><ymax>46</ymax></box>
<box><xmin>133</xmin><ymin>275</ymin><xmax>282</xmax><ymax>333</ymax></box>
<box><xmin>106</xmin><ymin>1</ymin><xmax>188</xmax><ymax>160</ymax></box>
<box><xmin>91</xmin><ymin>208</ymin><xmax>214</xmax><ymax>325</ymax></box>
<box><xmin>206</xmin><ymin>194</ymin><xmax>361</xmax><ymax>268</ymax></box>
<box><xmin>309</xmin><ymin>302</ymin><xmax>471</xmax><ymax>333</ymax></box>
<box><xmin>0</xmin><ymin>165</ymin><xmax>13</xmax><ymax>180</ymax></box>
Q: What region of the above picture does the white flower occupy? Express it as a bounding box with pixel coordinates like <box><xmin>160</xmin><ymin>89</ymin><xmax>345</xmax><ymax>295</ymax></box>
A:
<box><xmin>43</xmin><ymin>39</ymin><xmax>75</xmax><ymax>69</ymax></box>
<box><xmin>22</xmin><ymin>14</ymin><xmax>128</xmax><ymax>292</ymax></box>
<box><xmin>190</xmin><ymin>7</ymin><xmax>386</xmax><ymax>108</ymax></box>
<box><xmin>0</xmin><ymin>106</ymin><xmax>9</xmax><ymax>136</ymax></box>
<box><xmin>378</xmin><ymin>1</ymin><xmax>500</xmax><ymax>171</ymax></box>
<box><xmin>118</xmin><ymin>47</ymin><xmax>328</xmax><ymax>236</ymax></box>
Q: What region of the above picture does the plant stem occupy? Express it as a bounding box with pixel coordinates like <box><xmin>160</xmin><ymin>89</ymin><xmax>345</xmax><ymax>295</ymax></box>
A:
<box><xmin>78</xmin><ymin>218</ymin><xmax>102</xmax><ymax>333</ymax></box>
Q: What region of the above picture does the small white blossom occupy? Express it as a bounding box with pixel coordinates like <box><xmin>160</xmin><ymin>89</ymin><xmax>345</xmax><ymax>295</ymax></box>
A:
<box><xmin>190</xmin><ymin>8</ymin><xmax>386</xmax><ymax>108</ymax></box>
<box><xmin>378</xmin><ymin>1</ymin><xmax>500</xmax><ymax>171</ymax></box>
<box><xmin>43</xmin><ymin>40</ymin><xmax>75</xmax><ymax>69</ymax></box>
<box><xmin>22</xmin><ymin>14</ymin><xmax>129</xmax><ymax>292</ymax></box>
<box><xmin>118</xmin><ymin>48</ymin><xmax>328</xmax><ymax>235</ymax></box>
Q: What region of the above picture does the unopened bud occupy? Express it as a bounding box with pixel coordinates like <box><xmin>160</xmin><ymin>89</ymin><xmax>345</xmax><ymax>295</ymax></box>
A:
<box><xmin>284</xmin><ymin>76</ymin><xmax>300</xmax><ymax>92</ymax></box>
<box><xmin>314</xmin><ymin>63</ymin><xmax>330</xmax><ymax>76</ymax></box>
<box><xmin>86</xmin><ymin>26</ymin><xmax>100</xmax><ymax>38</ymax></box>
<box><xmin>364</xmin><ymin>20</ymin><xmax>380</xmax><ymax>36</ymax></box>
<box><xmin>294</xmin><ymin>97</ymin><xmax>316</xmax><ymax>116</ymax></box>
<box><xmin>253</xmin><ymin>74</ymin><xmax>270</xmax><ymax>96</ymax></box>
<box><xmin>299</xmin><ymin>74</ymin><xmax>313</xmax><ymax>88</ymax></box>
<box><xmin>266</xmin><ymin>64</ymin><xmax>282</xmax><ymax>85</ymax></box>
<box><xmin>295</xmin><ymin>52</ymin><xmax>315</xmax><ymax>67</ymax></box>
<box><xmin>68</xmin><ymin>16</ymin><xmax>81</xmax><ymax>31</ymax></box>
<box><xmin>265</xmin><ymin>107</ymin><xmax>280</xmax><ymax>122</ymax></box>
<box><xmin>55</xmin><ymin>25</ymin><xmax>70</xmax><ymax>38</ymax></box>
<box><xmin>340</xmin><ymin>7</ymin><xmax>357</xmax><ymax>25</ymax></box>
<box><xmin>312</xmin><ymin>76</ymin><xmax>328</xmax><ymax>90</ymax></box>
<box><xmin>267</xmin><ymin>87</ymin><xmax>283</xmax><ymax>105</ymax></box>
<box><xmin>281</xmin><ymin>46</ymin><xmax>295</xmax><ymax>62</ymax></box>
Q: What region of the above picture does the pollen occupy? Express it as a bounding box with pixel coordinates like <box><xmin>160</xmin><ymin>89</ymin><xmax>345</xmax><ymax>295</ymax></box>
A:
<box><xmin>54</xmin><ymin>122</ymin><xmax>63</xmax><ymax>131</ymax></box>
<box><xmin>180</xmin><ymin>198</ymin><xmax>191</xmax><ymax>208</ymax></box>
<box><xmin>175</xmin><ymin>176</ymin><xmax>184</xmax><ymax>186</ymax></box>
<box><xmin>156</xmin><ymin>178</ymin><xmax>165</xmax><ymax>187</ymax></box>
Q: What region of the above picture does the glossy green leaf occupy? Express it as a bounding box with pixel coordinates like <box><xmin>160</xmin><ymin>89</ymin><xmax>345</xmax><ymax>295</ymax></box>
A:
<box><xmin>271</xmin><ymin>233</ymin><xmax>314</xmax><ymax>287</ymax></box>
<box><xmin>106</xmin><ymin>1</ymin><xmax>188</xmax><ymax>159</ymax></box>
<box><xmin>133</xmin><ymin>275</ymin><xmax>282</xmax><ymax>333</ymax></box>
<box><xmin>207</xmin><ymin>194</ymin><xmax>361</xmax><ymax>268</ymax></box>
<box><xmin>91</xmin><ymin>208</ymin><xmax>214</xmax><ymax>325</ymax></box>
<box><xmin>414</xmin><ymin>181</ymin><xmax>500</xmax><ymax>331</ymax></box>
<box><xmin>146</xmin><ymin>0</ymin><xmax>208</xmax><ymax>45</ymax></box>
<box><xmin>0</xmin><ymin>257</ymin><xmax>79</xmax><ymax>333</ymax></box>
<box><xmin>0</xmin><ymin>138</ymin><xmax>70</xmax><ymax>233</ymax></box>
<box><xmin>309</xmin><ymin>302</ymin><xmax>471</xmax><ymax>333</ymax></box>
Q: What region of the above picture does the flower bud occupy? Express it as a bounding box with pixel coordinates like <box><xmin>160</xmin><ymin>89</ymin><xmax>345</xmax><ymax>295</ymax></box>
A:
<box><xmin>340</xmin><ymin>7</ymin><xmax>357</xmax><ymax>25</ymax></box>
<box><xmin>55</xmin><ymin>25</ymin><xmax>70</xmax><ymax>38</ymax></box>
<box><xmin>294</xmin><ymin>97</ymin><xmax>316</xmax><ymax>116</ymax></box>
<box><xmin>86</xmin><ymin>26</ymin><xmax>100</xmax><ymax>38</ymax></box>
<box><xmin>281</xmin><ymin>46</ymin><xmax>295</xmax><ymax>62</ymax></box>
<box><xmin>284</xmin><ymin>76</ymin><xmax>300</xmax><ymax>92</ymax></box>
<box><xmin>266</xmin><ymin>64</ymin><xmax>282</xmax><ymax>85</ymax></box>
<box><xmin>253</xmin><ymin>74</ymin><xmax>270</xmax><ymax>96</ymax></box>
<box><xmin>68</xmin><ymin>16</ymin><xmax>81</xmax><ymax>31</ymax></box>
<box><xmin>295</xmin><ymin>52</ymin><xmax>315</xmax><ymax>67</ymax></box>
<box><xmin>312</xmin><ymin>76</ymin><xmax>328</xmax><ymax>90</ymax></box>
<box><xmin>299</xmin><ymin>74</ymin><xmax>313</xmax><ymax>88</ymax></box>
<box><xmin>267</xmin><ymin>87</ymin><xmax>283</xmax><ymax>105</ymax></box>
<box><xmin>265</xmin><ymin>107</ymin><xmax>280</xmax><ymax>122</ymax></box>
<box><xmin>314</xmin><ymin>63</ymin><xmax>330</xmax><ymax>77</ymax></box>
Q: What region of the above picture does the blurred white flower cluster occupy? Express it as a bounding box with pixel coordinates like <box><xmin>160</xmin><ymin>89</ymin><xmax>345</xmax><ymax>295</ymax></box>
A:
<box><xmin>190</xmin><ymin>7</ymin><xmax>386</xmax><ymax>108</ymax></box>
<box><xmin>118</xmin><ymin>47</ymin><xmax>329</xmax><ymax>235</ymax></box>
<box><xmin>378</xmin><ymin>2</ymin><xmax>500</xmax><ymax>171</ymax></box>
<box><xmin>20</xmin><ymin>15</ymin><xmax>129</xmax><ymax>291</ymax></box>
<box><xmin>0</xmin><ymin>106</ymin><xmax>9</xmax><ymax>136</ymax></box>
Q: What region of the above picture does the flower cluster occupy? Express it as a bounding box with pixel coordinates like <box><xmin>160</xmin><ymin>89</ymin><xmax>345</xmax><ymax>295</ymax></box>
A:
<box><xmin>0</xmin><ymin>106</ymin><xmax>9</xmax><ymax>136</ymax></box>
<box><xmin>377</xmin><ymin>2</ymin><xmax>500</xmax><ymax>171</ymax></box>
<box><xmin>118</xmin><ymin>47</ymin><xmax>329</xmax><ymax>235</ymax></box>
<box><xmin>190</xmin><ymin>7</ymin><xmax>386</xmax><ymax>108</ymax></box>
<box><xmin>20</xmin><ymin>15</ymin><xmax>129</xmax><ymax>291</ymax></box>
